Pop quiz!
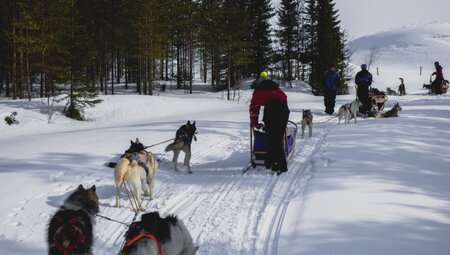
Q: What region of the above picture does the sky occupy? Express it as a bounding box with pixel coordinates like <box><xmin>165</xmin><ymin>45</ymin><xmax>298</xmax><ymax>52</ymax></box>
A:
<box><xmin>272</xmin><ymin>0</ymin><xmax>450</xmax><ymax>39</ymax></box>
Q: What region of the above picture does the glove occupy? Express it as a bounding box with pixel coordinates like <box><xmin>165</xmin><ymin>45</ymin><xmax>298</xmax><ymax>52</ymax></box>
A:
<box><xmin>252</xmin><ymin>122</ymin><xmax>264</xmax><ymax>129</ymax></box>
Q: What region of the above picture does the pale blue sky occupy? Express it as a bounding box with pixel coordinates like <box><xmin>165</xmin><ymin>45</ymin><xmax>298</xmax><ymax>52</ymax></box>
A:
<box><xmin>272</xmin><ymin>0</ymin><xmax>450</xmax><ymax>39</ymax></box>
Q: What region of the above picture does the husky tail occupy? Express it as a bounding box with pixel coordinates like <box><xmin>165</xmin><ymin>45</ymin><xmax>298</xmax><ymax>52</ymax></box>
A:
<box><xmin>104</xmin><ymin>162</ymin><xmax>117</xmax><ymax>168</ymax></box>
<box><xmin>165</xmin><ymin>140</ymin><xmax>183</xmax><ymax>152</ymax></box>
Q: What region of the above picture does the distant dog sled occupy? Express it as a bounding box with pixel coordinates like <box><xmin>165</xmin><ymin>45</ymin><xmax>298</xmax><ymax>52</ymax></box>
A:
<box><xmin>423</xmin><ymin>75</ymin><xmax>449</xmax><ymax>94</ymax></box>
<box><xmin>245</xmin><ymin>120</ymin><xmax>297</xmax><ymax>172</ymax></box>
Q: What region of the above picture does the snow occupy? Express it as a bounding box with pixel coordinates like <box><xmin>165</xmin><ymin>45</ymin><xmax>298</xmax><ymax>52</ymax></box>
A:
<box><xmin>350</xmin><ymin>22</ymin><xmax>450</xmax><ymax>94</ymax></box>
<box><xmin>1</xmin><ymin>26</ymin><xmax>450</xmax><ymax>255</ymax></box>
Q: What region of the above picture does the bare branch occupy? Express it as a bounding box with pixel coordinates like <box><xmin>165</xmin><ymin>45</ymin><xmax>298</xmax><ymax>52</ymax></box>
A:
<box><xmin>365</xmin><ymin>46</ymin><xmax>382</xmax><ymax>71</ymax></box>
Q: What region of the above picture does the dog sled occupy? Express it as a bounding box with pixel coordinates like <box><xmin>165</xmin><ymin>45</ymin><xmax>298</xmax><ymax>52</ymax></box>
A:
<box><xmin>370</xmin><ymin>88</ymin><xmax>388</xmax><ymax>111</ymax></box>
<box><xmin>244</xmin><ymin>120</ymin><xmax>298</xmax><ymax>173</ymax></box>
<box><xmin>423</xmin><ymin>76</ymin><xmax>449</xmax><ymax>94</ymax></box>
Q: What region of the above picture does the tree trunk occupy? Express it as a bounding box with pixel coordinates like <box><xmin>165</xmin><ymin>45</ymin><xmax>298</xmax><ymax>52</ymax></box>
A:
<box><xmin>12</xmin><ymin>5</ymin><xmax>17</xmax><ymax>99</ymax></box>
<box><xmin>137</xmin><ymin>55</ymin><xmax>142</xmax><ymax>94</ymax></box>
<box><xmin>203</xmin><ymin>48</ymin><xmax>207</xmax><ymax>83</ymax></box>
<box><xmin>176</xmin><ymin>44</ymin><xmax>181</xmax><ymax>89</ymax></box>
<box><xmin>124</xmin><ymin>57</ymin><xmax>128</xmax><ymax>90</ymax></box>
<box><xmin>189</xmin><ymin>33</ymin><xmax>193</xmax><ymax>94</ymax></box>
<box><xmin>117</xmin><ymin>53</ymin><xmax>121</xmax><ymax>85</ymax></box>
<box><xmin>20</xmin><ymin>50</ymin><xmax>24</xmax><ymax>99</ymax></box>
<box><xmin>25</xmin><ymin>19</ymin><xmax>31</xmax><ymax>101</ymax></box>
<box><xmin>165</xmin><ymin>49</ymin><xmax>169</xmax><ymax>81</ymax></box>
<box><xmin>111</xmin><ymin>50</ymin><xmax>114</xmax><ymax>94</ymax></box>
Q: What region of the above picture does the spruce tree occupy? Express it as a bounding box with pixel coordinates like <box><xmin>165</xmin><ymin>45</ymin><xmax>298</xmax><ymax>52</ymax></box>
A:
<box><xmin>245</xmin><ymin>0</ymin><xmax>274</xmax><ymax>76</ymax></box>
<box><xmin>301</xmin><ymin>0</ymin><xmax>318</xmax><ymax>82</ymax></box>
<box><xmin>312</xmin><ymin>0</ymin><xmax>347</xmax><ymax>95</ymax></box>
<box><xmin>224</xmin><ymin>0</ymin><xmax>251</xmax><ymax>99</ymax></box>
<box><xmin>277</xmin><ymin>0</ymin><xmax>300</xmax><ymax>82</ymax></box>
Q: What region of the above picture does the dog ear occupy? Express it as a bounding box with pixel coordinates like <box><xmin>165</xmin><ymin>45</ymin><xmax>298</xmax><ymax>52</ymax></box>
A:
<box><xmin>187</xmin><ymin>120</ymin><xmax>191</xmax><ymax>125</ymax></box>
<box><xmin>77</xmin><ymin>184</ymin><xmax>84</xmax><ymax>191</ymax></box>
<box><xmin>130</xmin><ymin>140</ymin><xmax>134</xmax><ymax>144</ymax></box>
<box><xmin>135</xmin><ymin>138</ymin><xmax>140</xmax><ymax>143</ymax></box>
<box><xmin>192</xmin><ymin>121</ymin><xmax>196</xmax><ymax>126</ymax></box>
<box><xmin>90</xmin><ymin>185</ymin><xmax>96</xmax><ymax>192</ymax></box>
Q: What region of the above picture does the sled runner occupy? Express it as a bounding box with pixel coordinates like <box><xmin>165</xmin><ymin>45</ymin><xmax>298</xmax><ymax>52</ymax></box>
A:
<box><xmin>244</xmin><ymin>120</ymin><xmax>298</xmax><ymax>173</ymax></box>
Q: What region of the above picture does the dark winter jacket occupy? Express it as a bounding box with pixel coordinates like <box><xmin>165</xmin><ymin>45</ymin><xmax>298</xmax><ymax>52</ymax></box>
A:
<box><xmin>355</xmin><ymin>69</ymin><xmax>373</xmax><ymax>87</ymax></box>
<box><xmin>433</xmin><ymin>65</ymin><xmax>444</xmax><ymax>80</ymax></box>
<box><xmin>250</xmin><ymin>80</ymin><xmax>288</xmax><ymax>126</ymax></box>
<box><xmin>323</xmin><ymin>71</ymin><xmax>341</xmax><ymax>90</ymax></box>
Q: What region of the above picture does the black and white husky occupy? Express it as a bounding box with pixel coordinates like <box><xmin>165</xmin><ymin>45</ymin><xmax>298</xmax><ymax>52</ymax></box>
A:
<box><xmin>165</xmin><ymin>121</ymin><xmax>197</xmax><ymax>174</ymax></box>
<box><xmin>301</xmin><ymin>109</ymin><xmax>313</xmax><ymax>138</ymax></box>
<box><xmin>120</xmin><ymin>212</ymin><xmax>198</xmax><ymax>255</ymax></box>
<box><xmin>338</xmin><ymin>98</ymin><xmax>363</xmax><ymax>125</ymax></box>
<box><xmin>47</xmin><ymin>185</ymin><xmax>99</xmax><ymax>255</ymax></box>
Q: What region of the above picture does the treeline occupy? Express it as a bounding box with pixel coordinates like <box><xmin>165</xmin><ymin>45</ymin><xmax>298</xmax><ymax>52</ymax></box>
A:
<box><xmin>277</xmin><ymin>0</ymin><xmax>349</xmax><ymax>94</ymax></box>
<box><xmin>0</xmin><ymin>0</ymin><xmax>347</xmax><ymax>117</ymax></box>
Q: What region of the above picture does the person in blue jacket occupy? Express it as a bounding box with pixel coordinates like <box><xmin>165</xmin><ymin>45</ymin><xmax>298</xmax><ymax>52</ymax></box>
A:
<box><xmin>322</xmin><ymin>64</ymin><xmax>341</xmax><ymax>115</ymax></box>
<box><xmin>355</xmin><ymin>64</ymin><xmax>373</xmax><ymax>114</ymax></box>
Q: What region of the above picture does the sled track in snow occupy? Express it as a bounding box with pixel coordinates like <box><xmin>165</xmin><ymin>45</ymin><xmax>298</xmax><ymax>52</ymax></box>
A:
<box><xmin>258</xmin><ymin>124</ymin><xmax>332</xmax><ymax>255</ymax></box>
<box><xmin>92</xmin><ymin>121</ymin><xmax>333</xmax><ymax>254</ymax></box>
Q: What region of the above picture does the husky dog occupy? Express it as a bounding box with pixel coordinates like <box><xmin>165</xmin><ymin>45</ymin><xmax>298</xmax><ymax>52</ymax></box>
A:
<box><xmin>338</xmin><ymin>98</ymin><xmax>363</xmax><ymax>125</ymax></box>
<box><xmin>120</xmin><ymin>212</ymin><xmax>198</xmax><ymax>255</ymax></box>
<box><xmin>301</xmin><ymin>109</ymin><xmax>313</xmax><ymax>138</ymax></box>
<box><xmin>386</xmin><ymin>87</ymin><xmax>397</xmax><ymax>96</ymax></box>
<box><xmin>165</xmin><ymin>121</ymin><xmax>197</xmax><ymax>174</ymax></box>
<box><xmin>115</xmin><ymin>138</ymin><xmax>158</xmax><ymax>210</ymax></box>
<box><xmin>378</xmin><ymin>102</ymin><xmax>402</xmax><ymax>118</ymax></box>
<box><xmin>47</xmin><ymin>185</ymin><xmax>99</xmax><ymax>255</ymax></box>
<box><xmin>398</xmin><ymin>78</ymin><xmax>406</xmax><ymax>96</ymax></box>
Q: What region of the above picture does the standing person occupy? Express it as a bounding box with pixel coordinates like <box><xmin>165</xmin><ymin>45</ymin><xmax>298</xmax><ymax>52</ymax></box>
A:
<box><xmin>323</xmin><ymin>64</ymin><xmax>341</xmax><ymax>115</ymax></box>
<box><xmin>250</xmin><ymin>71</ymin><xmax>290</xmax><ymax>173</ymax></box>
<box><xmin>355</xmin><ymin>64</ymin><xmax>373</xmax><ymax>114</ymax></box>
<box><xmin>432</xmin><ymin>61</ymin><xmax>444</xmax><ymax>94</ymax></box>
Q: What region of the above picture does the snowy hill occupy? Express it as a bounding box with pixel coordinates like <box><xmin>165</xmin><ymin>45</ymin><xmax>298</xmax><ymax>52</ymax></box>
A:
<box><xmin>350</xmin><ymin>22</ymin><xmax>450</xmax><ymax>91</ymax></box>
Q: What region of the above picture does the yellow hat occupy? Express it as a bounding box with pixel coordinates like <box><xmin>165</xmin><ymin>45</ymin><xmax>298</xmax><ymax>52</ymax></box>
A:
<box><xmin>260</xmin><ymin>71</ymin><xmax>268</xmax><ymax>78</ymax></box>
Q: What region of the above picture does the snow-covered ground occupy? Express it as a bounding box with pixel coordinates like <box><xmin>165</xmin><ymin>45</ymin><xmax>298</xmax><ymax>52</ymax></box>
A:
<box><xmin>1</xmin><ymin>23</ymin><xmax>450</xmax><ymax>255</ymax></box>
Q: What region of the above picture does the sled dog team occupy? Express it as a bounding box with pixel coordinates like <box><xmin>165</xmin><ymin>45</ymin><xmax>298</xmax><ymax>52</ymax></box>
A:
<box><xmin>47</xmin><ymin>98</ymin><xmax>405</xmax><ymax>254</ymax></box>
<box><xmin>46</xmin><ymin>108</ymin><xmax>403</xmax><ymax>254</ymax></box>
<box><xmin>48</xmin><ymin>121</ymin><xmax>199</xmax><ymax>255</ymax></box>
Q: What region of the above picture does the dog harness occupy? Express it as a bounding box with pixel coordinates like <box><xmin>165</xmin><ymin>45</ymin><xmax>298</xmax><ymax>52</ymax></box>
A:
<box><xmin>123</xmin><ymin>233</ymin><xmax>163</xmax><ymax>255</ymax></box>
<box><xmin>131</xmin><ymin>152</ymin><xmax>151</xmax><ymax>186</ymax></box>
<box><xmin>344</xmin><ymin>103</ymin><xmax>353</xmax><ymax>114</ymax></box>
<box><xmin>54</xmin><ymin>215</ymin><xmax>85</xmax><ymax>254</ymax></box>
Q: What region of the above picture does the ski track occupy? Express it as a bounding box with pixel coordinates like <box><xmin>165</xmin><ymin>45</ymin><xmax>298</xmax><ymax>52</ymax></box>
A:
<box><xmin>92</xmin><ymin>118</ymin><xmax>333</xmax><ymax>254</ymax></box>
<box><xmin>261</xmin><ymin>123</ymin><xmax>331</xmax><ymax>255</ymax></box>
<box><xmin>2</xmin><ymin>116</ymin><xmax>333</xmax><ymax>254</ymax></box>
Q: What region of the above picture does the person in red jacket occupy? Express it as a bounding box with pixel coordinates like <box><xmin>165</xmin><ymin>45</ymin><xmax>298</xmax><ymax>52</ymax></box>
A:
<box><xmin>432</xmin><ymin>61</ymin><xmax>445</xmax><ymax>94</ymax></box>
<box><xmin>249</xmin><ymin>71</ymin><xmax>290</xmax><ymax>173</ymax></box>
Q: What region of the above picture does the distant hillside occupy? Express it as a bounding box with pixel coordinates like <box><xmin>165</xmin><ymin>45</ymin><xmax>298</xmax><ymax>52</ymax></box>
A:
<box><xmin>349</xmin><ymin>23</ymin><xmax>450</xmax><ymax>91</ymax></box>
<box><xmin>350</xmin><ymin>22</ymin><xmax>450</xmax><ymax>69</ymax></box>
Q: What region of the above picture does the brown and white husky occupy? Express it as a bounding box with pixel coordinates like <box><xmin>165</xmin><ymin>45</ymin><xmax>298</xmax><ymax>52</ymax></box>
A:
<box><xmin>115</xmin><ymin>138</ymin><xmax>158</xmax><ymax>211</ymax></box>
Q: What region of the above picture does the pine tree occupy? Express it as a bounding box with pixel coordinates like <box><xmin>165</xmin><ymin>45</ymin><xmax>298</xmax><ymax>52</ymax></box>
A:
<box><xmin>198</xmin><ymin>0</ymin><xmax>226</xmax><ymax>90</ymax></box>
<box><xmin>245</xmin><ymin>0</ymin><xmax>274</xmax><ymax>76</ymax></box>
<box><xmin>277</xmin><ymin>0</ymin><xmax>300</xmax><ymax>82</ymax></box>
<box><xmin>65</xmin><ymin>0</ymin><xmax>102</xmax><ymax>120</ymax></box>
<box><xmin>301</xmin><ymin>0</ymin><xmax>318</xmax><ymax>82</ymax></box>
<box><xmin>311</xmin><ymin>0</ymin><xmax>347</xmax><ymax>95</ymax></box>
